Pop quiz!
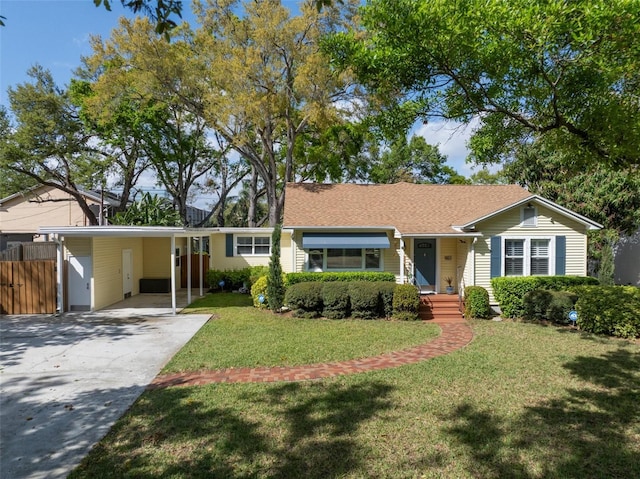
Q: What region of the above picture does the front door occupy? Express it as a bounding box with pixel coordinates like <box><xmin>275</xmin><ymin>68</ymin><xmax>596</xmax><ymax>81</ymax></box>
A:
<box><xmin>68</xmin><ymin>255</ymin><xmax>92</xmax><ymax>311</ymax></box>
<box><xmin>415</xmin><ymin>239</ymin><xmax>436</xmax><ymax>293</ymax></box>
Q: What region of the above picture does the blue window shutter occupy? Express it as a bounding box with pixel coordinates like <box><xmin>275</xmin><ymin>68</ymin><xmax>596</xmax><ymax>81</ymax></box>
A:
<box><xmin>226</xmin><ymin>234</ymin><xmax>234</xmax><ymax>257</ymax></box>
<box><xmin>490</xmin><ymin>236</ymin><xmax>502</xmax><ymax>278</ymax></box>
<box><xmin>556</xmin><ymin>236</ymin><xmax>566</xmax><ymax>275</ymax></box>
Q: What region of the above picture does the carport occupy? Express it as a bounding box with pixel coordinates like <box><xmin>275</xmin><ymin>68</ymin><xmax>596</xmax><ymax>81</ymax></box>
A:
<box><xmin>38</xmin><ymin>226</ymin><xmax>212</xmax><ymax>314</ymax></box>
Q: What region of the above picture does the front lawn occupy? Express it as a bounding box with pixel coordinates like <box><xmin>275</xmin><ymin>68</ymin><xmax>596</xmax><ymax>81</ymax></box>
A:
<box><xmin>165</xmin><ymin>293</ymin><xmax>439</xmax><ymax>371</ymax></box>
<box><xmin>70</xmin><ymin>295</ymin><xmax>640</xmax><ymax>479</ymax></box>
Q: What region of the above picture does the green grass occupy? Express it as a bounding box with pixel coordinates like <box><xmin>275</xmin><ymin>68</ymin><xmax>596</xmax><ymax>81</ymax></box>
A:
<box><xmin>165</xmin><ymin>293</ymin><xmax>439</xmax><ymax>371</ymax></box>
<box><xmin>70</xmin><ymin>299</ymin><xmax>640</xmax><ymax>479</ymax></box>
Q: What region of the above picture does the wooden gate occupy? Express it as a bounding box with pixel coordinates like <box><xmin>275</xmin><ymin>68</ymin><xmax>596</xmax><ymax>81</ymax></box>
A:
<box><xmin>180</xmin><ymin>254</ymin><xmax>210</xmax><ymax>288</ymax></box>
<box><xmin>0</xmin><ymin>260</ymin><xmax>57</xmax><ymax>314</ymax></box>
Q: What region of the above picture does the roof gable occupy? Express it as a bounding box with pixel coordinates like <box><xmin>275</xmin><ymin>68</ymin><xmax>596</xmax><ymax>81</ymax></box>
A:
<box><xmin>283</xmin><ymin>183</ymin><xmax>535</xmax><ymax>235</ymax></box>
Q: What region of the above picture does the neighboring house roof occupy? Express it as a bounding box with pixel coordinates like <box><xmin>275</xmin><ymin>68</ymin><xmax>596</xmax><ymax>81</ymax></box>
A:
<box><xmin>0</xmin><ymin>185</ymin><xmax>122</xmax><ymax>208</ymax></box>
<box><xmin>283</xmin><ymin>182</ymin><xmax>601</xmax><ymax>235</ymax></box>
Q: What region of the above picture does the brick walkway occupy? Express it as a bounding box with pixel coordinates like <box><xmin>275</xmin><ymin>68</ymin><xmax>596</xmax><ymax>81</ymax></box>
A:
<box><xmin>149</xmin><ymin>319</ymin><xmax>473</xmax><ymax>389</ymax></box>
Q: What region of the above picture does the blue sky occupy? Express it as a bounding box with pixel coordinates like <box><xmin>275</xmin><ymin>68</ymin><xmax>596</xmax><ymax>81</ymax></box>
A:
<box><xmin>0</xmin><ymin>0</ymin><xmax>476</xmax><ymax>177</ymax></box>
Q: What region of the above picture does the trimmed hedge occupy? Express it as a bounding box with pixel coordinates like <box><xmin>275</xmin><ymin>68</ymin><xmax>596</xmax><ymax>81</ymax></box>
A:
<box><xmin>491</xmin><ymin>276</ymin><xmax>599</xmax><ymax>319</ymax></box>
<box><xmin>392</xmin><ymin>284</ymin><xmax>420</xmax><ymax>321</ymax></box>
<box><xmin>207</xmin><ymin>266</ymin><xmax>269</xmax><ymax>290</ymax></box>
<box><xmin>464</xmin><ymin>286</ymin><xmax>491</xmax><ymax>319</ymax></box>
<box><xmin>348</xmin><ymin>281</ymin><xmax>381</xmax><ymax>319</ymax></box>
<box><xmin>523</xmin><ymin>289</ymin><xmax>577</xmax><ymax>323</ymax></box>
<box><xmin>285</xmin><ymin>271</ymin><xmax>396</xmax><ymax>285</ymax></box>
<box><xmin>284</xmin><ymin>282</ymin><xmax>323</xmax><ymax>318</ymax></box>
<box><xmin>322</xmin><ymin>282</ymin><xmax>350</xmax><ymax>319</ymax></box>
<box><xmin>378</xmin><ymin>282</ymin><xmax>397</xmax><ymax>319</ymax></box>
<box><xmin>574</xmin><ymin>286</ymin><xmax>640</xmax><ymax>338</ymax></box>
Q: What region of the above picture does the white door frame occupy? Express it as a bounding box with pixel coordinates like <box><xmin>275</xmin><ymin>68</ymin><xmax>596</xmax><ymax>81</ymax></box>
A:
<box><xmin>122</xmin><ymin>249</ymin><xmax>133</xmax><ymax>299</ymax></box>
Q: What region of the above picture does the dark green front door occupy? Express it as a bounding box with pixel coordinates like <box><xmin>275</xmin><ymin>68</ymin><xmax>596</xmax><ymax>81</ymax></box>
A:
<box><xmin>415</xmin><ymin>239</ymin><xmax>436</xmax><ymax>292</ymax></box>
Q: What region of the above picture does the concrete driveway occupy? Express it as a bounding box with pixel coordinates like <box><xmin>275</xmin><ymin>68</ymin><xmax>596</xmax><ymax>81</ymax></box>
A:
<box><xmin>0</xmin><ymin>293</ymin><xmax>211</xmax><ymax>479</ymax></box>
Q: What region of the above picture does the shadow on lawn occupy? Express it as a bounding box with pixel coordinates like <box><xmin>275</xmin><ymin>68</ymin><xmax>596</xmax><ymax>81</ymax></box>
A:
<box><xmin>443</xmin><ymin>347</ymin><xmax>640</xmax><ymax>478</ymax></box>
<box><xmin>71</xmin><ymin>380</ymin><xmax>394</xmax><ymax>478</ymax></box>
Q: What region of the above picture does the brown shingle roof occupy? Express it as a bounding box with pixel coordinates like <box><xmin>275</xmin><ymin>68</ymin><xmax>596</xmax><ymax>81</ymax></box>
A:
<box><xmin>283</xmin><ymin>183</ymin><xmax>533</xmax><ymax>234</ymax></box>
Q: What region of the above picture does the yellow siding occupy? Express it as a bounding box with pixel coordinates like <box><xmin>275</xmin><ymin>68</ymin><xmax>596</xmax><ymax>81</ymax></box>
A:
<box><xmin>439</xmin><ymin>238</ymin><xmax>457</xmax><ymax>292</ymax></box>
<box><xmin>0</xmin><ymin>185</ymin><xmax>97</xmax><ymax>232</ymax></box>
<box><xmin>64</xmin><ymin>237</ymin><xmax>92</xmax><ymax>257</ymax></box>
<box><xmin>474</xmin><ymin>204</ymin><xmax>589</xmax><ymax>302</ymax></box>
<box><xmin>210</xmin><ymin>233</ymin><xmax>272</xmax><ymax>271</ymax></box>
<box><xmin>142</xmin><ymin>238</ymin><xmax>172</xmax><ymax>277</ymax></box>
<box><xmin>93</xmin><ymin>237</ymin><xmax>144</xmax><ymax>310</ymax></box>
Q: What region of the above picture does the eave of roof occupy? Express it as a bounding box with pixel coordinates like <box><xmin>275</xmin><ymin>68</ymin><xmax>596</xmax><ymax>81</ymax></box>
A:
<box><xmin>455</xmin><ymin>195</ymin><xmax>603</xmax><ymax>231</ymax></box>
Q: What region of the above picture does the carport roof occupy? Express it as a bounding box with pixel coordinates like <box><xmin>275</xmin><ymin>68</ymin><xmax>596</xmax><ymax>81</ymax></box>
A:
<box><xmin>38</xmin><ymin>226</ymin><xmax>259</xmax><ymax>237</ymax></box>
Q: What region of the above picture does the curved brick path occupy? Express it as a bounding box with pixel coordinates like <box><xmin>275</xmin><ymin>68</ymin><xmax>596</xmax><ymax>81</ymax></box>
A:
<box><xmin>149</xmin><ymin>320</ymin><xmax>473</xmax><ymax>389</ymax></box>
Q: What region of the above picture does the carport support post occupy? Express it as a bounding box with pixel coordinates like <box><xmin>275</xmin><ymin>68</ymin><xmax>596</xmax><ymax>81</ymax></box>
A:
<box><xmin>170</xmin><ymin>236</ymin><xmax>177</xmax><ymax>315</ymax></box>
<box><xmin>199</xmin><ymin>236</ymin><xmax>204</xmax><ymax>297</ymax></box>
<box><xmin>187</xmin><ymin>236</ymin><xmax>192</xmax><ymax>305</ymax></box>
<box><xmin>56</xmin><ymin>235</ymin><xmax>64</xmax><ymax>313</ymax></box>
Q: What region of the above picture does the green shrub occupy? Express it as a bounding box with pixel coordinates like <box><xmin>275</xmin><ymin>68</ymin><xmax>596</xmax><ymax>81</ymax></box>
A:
<box><xmin>574</xmin><ymin>286</ymin><xmax>640</xmax><ymax>338</ymax></box>
<box><xmin>491</xmin><ymin>276</ymin><xmax>599</xmax><ymax>319</ymax></box>
<box><xmin>392</xmin><ymin>284</ymin><xmax>420</xmax><ymax>321</ymax></box>
<box><xmin>284</xmin><ymin>282</ymin><xmax>323</xmax><ymax>318</ymax></box>
<box><xmin>464</xmin><ymin>286</ymin><xmax>491</xmax><ymax>319</ymax></box>
<box><xmin>251</xmin><ymin>276</ymin><xmax>269</xmax><ymax>309</ymax></box>
<box><xmin>378</xmin><ymin>282</ymin><xmax>397</xmax><ymax>319</ymax></box>
<box><xmin>322</xmin><ymin>282</ymin><xmax>350</xmax><ymax>319</ymax></box>
<box><xmin>523</xmin><ymin>289</ymin><xmax>553</xmax><ymax>321</ymax></box>
<box><xmin>248</xmin><ymin>266</ymin><xmax>269</xmax><ymax>286</ymax></box>
<box><xmin>546</xmin><ymin>291</ymin><xmax>578</xmax><ymax>323</ymax></box>
<box><xmin>285</xmin><ymin>271</ymin><xmax>396</xmax><ymax>286</ymax></box>
<box><xmin>348</xmin><ymin>281</ymin><xmax>381</xmax><ymax>319</ymax></box>
<box><xmin>523</xmin><ymin>289</ymin><xmax>578</xmax><ymax>323</ymax></box>
<box><xmin>207</xmin><ymin>268</ymin><xmax>251</xmax><ymax>290</ymax></box>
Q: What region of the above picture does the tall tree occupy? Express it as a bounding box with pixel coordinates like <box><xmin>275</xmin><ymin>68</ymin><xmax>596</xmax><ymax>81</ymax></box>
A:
<box><xmin>193</xmin><ymin>0</ymin><xmax>359</xmax><ymax>225</ymax></box>
<box><xmin>0</xmin><ymin>66</ymin><xmax>108</xmax><ymax>225</ymax></box>
<box><xmin>79</xmin><ymin>17</ymin><xmax>247</xmax><ymax>225</ymax></box>
<box><xmin>368</xmin><ymin>135</ymin><xmax>467</xmax><ymax>184</ymax></box>
<box><xmin>328</xmin><ymin>0</ymin><xmax>640</xmax><ymax>170</ymax></box>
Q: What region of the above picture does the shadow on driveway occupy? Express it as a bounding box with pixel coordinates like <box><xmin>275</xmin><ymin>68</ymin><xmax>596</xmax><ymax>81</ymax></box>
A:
<box><xmin>0</xmin><ymin>307</ymin><xmax>211</xmax><ymax>479</ymax></box>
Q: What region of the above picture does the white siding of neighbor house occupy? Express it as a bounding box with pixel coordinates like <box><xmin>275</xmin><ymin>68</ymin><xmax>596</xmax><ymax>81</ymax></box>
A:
<box><xmin>92</xmin><ymin>237</ymin><xmax>144</xmax><ymax>310</ymax></box>
<box><xmin>473</xmin><ymin>204</ymin><xmax>590</xmax><ymax>303</ymax></box>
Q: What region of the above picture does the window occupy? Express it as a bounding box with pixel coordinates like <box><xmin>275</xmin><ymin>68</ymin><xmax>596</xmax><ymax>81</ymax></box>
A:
<box><xmin>503</xmin><ymin>237</ymin><xmax>551</xmax><ymax>276</ymax></box>
<box><xmin>505</xmin><ymin>240</ymin><xmax>524</xmax><ymax>276</ymax></box>
<box><xmin>235</xmin><ymin>236</ymin><xmax>271</xmax><ymax>256</ymax></box>
<box><xmin>530</xmin><ymin>239</ymin><xmax>550</xmax><ymax>275</ymax></box>
<box><xmin>306</xmin><ymin>248</ymin><xmax>382</xmax><ymax>271</ymax></box>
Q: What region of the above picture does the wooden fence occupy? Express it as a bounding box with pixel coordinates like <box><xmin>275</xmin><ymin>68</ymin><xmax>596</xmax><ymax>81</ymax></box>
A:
<box><xmin>0</xmin><ymin>260</ymin><xmax>57</xmax><ymax>314</ymax></box>
<box><xmin>0</xmin><ymin>242</ymin><xmax>57</xmax><ymax>261</ymax></box>
<box><xmin>180</xmin><ymin>254</ymin><xmax>210</xmax><ymax>288</ymax></box>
